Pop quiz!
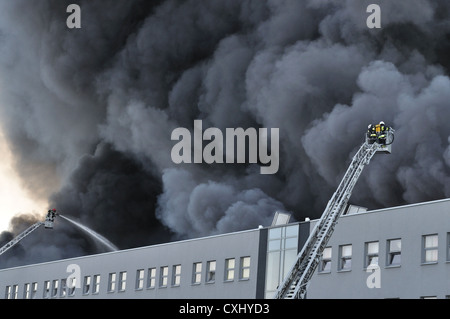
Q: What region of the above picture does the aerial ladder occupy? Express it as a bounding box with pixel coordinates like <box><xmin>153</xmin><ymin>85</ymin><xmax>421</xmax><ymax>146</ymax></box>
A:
<box><xmin>0</xmin><ymin>209</ymin><xmax>58</xmax><ymax>257</ymax></box>
<box><xmin>274</xmin><ymin>124</ymin><xmax>394</xmax><ymax>299</ymax></box>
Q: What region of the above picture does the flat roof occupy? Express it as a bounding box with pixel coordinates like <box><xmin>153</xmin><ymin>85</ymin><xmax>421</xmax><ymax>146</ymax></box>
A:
<box><xmin>366</xmin><ymin>197</ymin><xmax>450</xmax><ymax>213</ymax></box>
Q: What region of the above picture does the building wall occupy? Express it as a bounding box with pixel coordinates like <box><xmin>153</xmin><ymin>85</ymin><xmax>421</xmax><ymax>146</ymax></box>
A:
<box><xmin>307</xmin><ymin>199</ymin><xmax>450</xmax><ymax>299</ymax></box>
<box><xmin>0</xmin><ymin>228</ymin><xmax>263</xmax><ymax>299</ymax></box>
<box><xmin>1</xmin><ymin>198</ymin><xmax>450</xmax><ymax>299</ymax></box>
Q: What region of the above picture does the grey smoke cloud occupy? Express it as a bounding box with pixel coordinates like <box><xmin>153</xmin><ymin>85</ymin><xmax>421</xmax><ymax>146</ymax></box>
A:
<box><xmin>0</xmin><ymin>0</ymin><xmax>449</xmax><ymax>267</ymax></box>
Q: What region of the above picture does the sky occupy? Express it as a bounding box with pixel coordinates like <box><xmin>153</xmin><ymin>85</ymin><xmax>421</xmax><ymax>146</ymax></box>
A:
<box><xmin>0</xmin><ymin>129</ymin><xmax>47</xmax><ymax>232</ymax></box>
<box><xmin>0</xmin><ymin>0</ymin><xmax>449</xmax><ymax>268</ymax></box>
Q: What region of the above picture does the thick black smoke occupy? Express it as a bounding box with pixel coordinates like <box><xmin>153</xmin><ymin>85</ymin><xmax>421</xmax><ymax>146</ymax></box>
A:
<box><xmin>0</xmin><ymin>0</ymin><xmax>449</xmax><ymax>267</ymax></box>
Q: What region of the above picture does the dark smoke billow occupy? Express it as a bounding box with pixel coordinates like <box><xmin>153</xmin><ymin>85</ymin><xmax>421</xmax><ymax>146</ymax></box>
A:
<box><xmin>0</xmin><ymin>0</ymin><xmax>449</xmax><ymax>267</ymax></box>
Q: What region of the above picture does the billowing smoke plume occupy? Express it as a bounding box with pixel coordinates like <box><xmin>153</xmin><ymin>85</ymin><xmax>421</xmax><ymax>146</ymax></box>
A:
<box><xmin>0</xmin><ymin>0</ymin><xmax>449</xmax><ymax>267</ymax></box>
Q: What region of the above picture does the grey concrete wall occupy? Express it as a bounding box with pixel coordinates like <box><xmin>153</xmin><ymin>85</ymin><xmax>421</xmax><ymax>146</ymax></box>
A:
<box><xmin>0</xmin><ymin>228</ymin><xmax>263</xmax><ymax>299</ymax></box>
<box><xmin>1</xmin><ymin>198</ymin><xmax>449</xmax><ymax>299</ymax></box>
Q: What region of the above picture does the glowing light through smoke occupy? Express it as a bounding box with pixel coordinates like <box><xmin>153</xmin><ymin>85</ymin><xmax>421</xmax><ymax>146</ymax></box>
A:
<box><xmin>0</xmin><ymin>129</ymin><xmax>47</xmax><ymax>231</ymax></box>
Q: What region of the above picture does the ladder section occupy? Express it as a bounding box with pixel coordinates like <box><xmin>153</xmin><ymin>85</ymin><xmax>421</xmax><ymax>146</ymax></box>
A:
<box><xmin>0</xmin><ymin>209</ymin><xmax>59</xmax><ymax>258</ymax></box>
<box><xmin>0</xmin><ymin>222</ymin><xmax>44</xmax><ymax>257</ymax></box>
<box><xmin>274</xmin><ymin>142</ymin><xmax>378</xmax><ymax>299</ymax></box>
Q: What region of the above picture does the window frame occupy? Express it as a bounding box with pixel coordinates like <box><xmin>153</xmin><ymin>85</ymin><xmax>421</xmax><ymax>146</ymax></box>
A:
<box><xmin>159</xmin><ymin>266</ymin><xmax>169</xmax><ymax>288</ymax></box>
<box><xmin>319</xmin><ymin>247</ymin><xmax>332</xmax><ymax>273</ymax></box>
<box><xmin>172</xmin><ymin>264</ymin><xmax>182</xmax><ymax>287</ymax></box>
<box><xmin>31</xmin><ymin>282</ymin><xmax>38</xmax><ymax>299</ymax></box>
<box><xmin>82</xmin><ymin>275</ymin><xmax>91</xmax><ymax>295</ymax></box>
<box><xmin>365</xmin><ymin>241</ymin><xmax>379</xmax><ymax>268</ymax></box>
<box><xmin>23</xmin><ymin>283</ymin><xmax>31</xmax><ymax>299</ymax></box>
<box><xmin>12</xmin><ymin>285</ymin><xmax>18</xmax><ymax>299</ymax></box>
<box><xmin>206</xmin><ymin>260</ymin><xmax>216</xmax><ymax>284</ymax></box>
<box><xmin>338</xmin><ymin>244</ymin><xmax>352</xmax><ymax>271</ymax></box>
<box><xmin>422</xmin><ymin>234</ymin><xmax>438</xmax><ymax>264</ymax></box>
<box><xmin>147</xmin><ymin>267</ymin><xmax>156</xmax><ymax>289</ymax></box>
<box><xmin>107</xmin><ymin>272</ymin><xmax>116</xmax><ymax>293</ymax></box>
<box><xmin>192</xmin><ymin>262</ymin><xmax>202</xmax><ymax>285</ymax></box>
<box><xmin>51</xmin><ymin>279</ymin><xmax>58</xmax><ymax>298</ymax></box>
<box><xmin>386</xmin><ymin>238</ymin><xmax>402</xmax><ymax>267</ymax></box>
<box><xmin>67</xmin><ymin>277</ymin><xmax>76</xmax><ymax>296</ymax></box>
<box><xmin>136</xmin><ymin>269</ymin><xmax>145</xmax><ymax>290</ymax></box>
<box><xmin>92</xmin><ymin>274</ymin><xmax>101</xmax><ymax>294</ymax></box>
<box><xmin>43</xmin><ymin>280</ymin><xmax>51</xmax><ymax>299</ymax></box>
<box><xmin>240</xmin><ymin>256</ymin><xmax>251</xmax><ymax>280</ymax></box>
<box><xmin>59</xmin><ymin>279</ymin><xmax>67</xmax><ymax>298</ymax></box>
<box><xmin>118</xmin><ymin>271</ymin><xmax>127</xmax><ymax>292</ymax></box>
<box><xmin>447</xmin><ymin>233</ymin><xmax>450</xmax><ymax>262</ymax></box>
<box><xmin>224</xmin><ymin>258</ymin><xmax>235</xmax><ymax>282</ymax></box>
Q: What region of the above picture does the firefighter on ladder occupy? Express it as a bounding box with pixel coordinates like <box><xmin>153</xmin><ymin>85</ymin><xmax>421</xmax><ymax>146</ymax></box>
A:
<box><xmin>46</xmin><ymin>209</ymin><xmax>58</xmax><ymax>221</ymax></box>
<box><xmin>367</xmin><ymin>124</ymin><xmax>377</xmax><ymax>144</ymax></box>
<box><xmin>377</xmin><ymin>121</ymin><xmax>390</xmax><ymax>145</ymax></box>
<box><xmin>367</xmin><ymin>121</ymin><xmax>390</xmax><ymax>145</ymax></box>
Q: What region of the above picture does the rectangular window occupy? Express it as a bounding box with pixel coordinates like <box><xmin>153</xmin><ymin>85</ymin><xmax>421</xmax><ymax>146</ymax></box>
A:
<box><xmin>365</xmin><ymin>241</ymin><xmax>379</xmax><ymax>268</ymax></box>
<box><xmin>118</xmin><ymin>271</ymin><xmax>127</xmax><ymax>292</ymax></box>
<box><xmin>240</xmin><ymin>257</ymin><xmax>251</xmax><ymax>280</ymax></box>
<box><xmin>192</xmin><ymin>262</ymin><xmax>202</xmax><ymax>284</ymax></box>
<box><xmin>160</xmin><ymin>266</ymin><xmax>169</xmax><ymax>287</ymax></box>
<box><xmin>387</xmin><ymin>239</ymin><xmax>401</xmax><ymax>266</ymax></box>
<box><xmin>423</xmin><ymin>234</ymin><xmax>438</xmax><ymax>263</ymax></box>
<box><xmin>12</xmin><ymin>285</ymin><xmax>18</xmax><ymax>299</ymax></box>
<box><xmin>68</xmin><ymin>277</ymin><xmax>76</xmax><ymax>296</ymax></box>
<box><xmin>5</xmin><ymin>285</ymin><xmax>19</xmax><ymax>299</ymax></box>
<box><xmin>43</xmin><ymin>280</ymin><xmax>51</xmax><ymax>298</ymax></box>
<box><xmin>83</xmin><ymin>276</ymin><xmax>91</xmax><ymax>295</ymax></box>
<box><xmin>147</xmin><ymin>268</ymin><xmax>156</xmax><ymax>289</ymax></box>
<box><xmin>60</xmin><ymin>279</ymin><xmax>67</xmax><ymax>298</ymax></box>
<box><xmin>172</xmin><ymin>265</ymin><xmax>181</xmax><ymax>286</ymax></box>
<box><xmin>206</xmin><ymin>260</ymin><xmax>216</xmax><ymax>283</ymax></box>
<box><xmin>448</xmin><ymin>233</ymin><xmax>450</xmax><ymax>262</ymax></box>
<box><xmin>108</xmin><ymin>272</ymin><xmax>116</xmax><ymax>292</ymax></box>
<box><xmin>31</xmin><ymin>282</ymin><xmax>38</xmax><ymax>299</ymax></box>
<box><xmin>51</xmin><ymin>280</ymin><xmax>58</xmax><ymax>298</ymax></box>
<box><xmin>5</xmin><ymin>285</ymin><xmax>18</xmax><ymax>299</ymax></box>
<box><xmin>93</xmin><ymin>275</ymin><xmax>101</xmax><ymax>294</ymax></box>
<box><xmin>23</xmin><ymin>283</ymin><xmax>30</xmax><ymax>299</ymax></box>
<box><xmin>136</xmin><ymin>269</ymin><xmax>145</xmax><ymax>290</ymax></box>
<box><xmin>224</xmin><ymin>258</ymin><xmax>235</xmax><ymax>281</ymax></box>
<box><xmin>265</xmin><ymin>225</ymin><xmax>299</xmax><ymax>298</ymax></box>
<box><xmin>339</xmin><ymin>244</ymin><xmax>352</xmax><ymax>271</ymax></box>
<box><xmin>319</xmin><ymin>247</ymin><xmax>332</xmax><ymax>273</ymax></box>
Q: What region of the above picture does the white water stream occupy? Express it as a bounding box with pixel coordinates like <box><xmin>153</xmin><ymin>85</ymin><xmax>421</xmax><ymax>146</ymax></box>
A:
<box><xmin>60</xmin><ymin>215</ymin><xmax>118</xmax><ymax>252</ymax></box>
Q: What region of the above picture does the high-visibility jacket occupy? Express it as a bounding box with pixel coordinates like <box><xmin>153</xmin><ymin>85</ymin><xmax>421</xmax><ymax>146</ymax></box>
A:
<box><xmin>379</xmin><ymin>124</ymin><xmax>389</xmax><ymax>139</ymax></box>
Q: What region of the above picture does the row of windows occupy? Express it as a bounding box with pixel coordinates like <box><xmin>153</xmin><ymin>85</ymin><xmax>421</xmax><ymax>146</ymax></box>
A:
<box><xmin>135</xmin><ymin>257</ymin><xmax>251</xmax><ymax>291</ymax></box>
<box><xmin>319</xmin><ymin>233</ymin><xmax>450</xmax><ymax>273</ymax></box>
<box><xmin>4</xmin><ymin>257</ymin><xmax>251</xmax><ymax>299</ymax></box>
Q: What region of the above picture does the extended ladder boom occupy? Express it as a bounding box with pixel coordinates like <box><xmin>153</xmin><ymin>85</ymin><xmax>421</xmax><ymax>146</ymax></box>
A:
<box><xmin>0</xmin><ymin>209</ymin><xmax>58</xmax><ymax>258</ymax></box>
<box><xmin>274</xmin><ymin>141</ymin><xmax>379</xmax><ymax>299</ymax></box>
<box><xmin>0</xmin><ymin>222</ymin><xmax>44</xmax><ymax>257</ymax></box>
